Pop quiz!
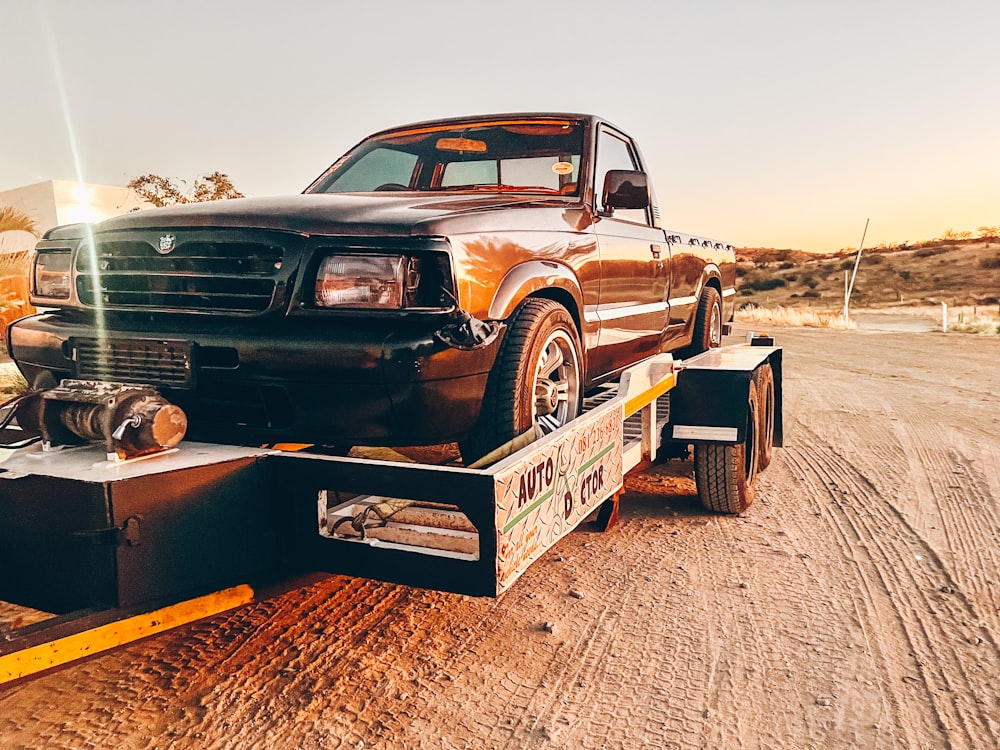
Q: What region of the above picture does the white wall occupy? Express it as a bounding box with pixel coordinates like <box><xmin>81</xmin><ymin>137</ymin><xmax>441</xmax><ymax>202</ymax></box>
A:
<box><xmin>0</xmin><ymin>180</ymin><xmax>151</xmax><ymax>236</ymax></box>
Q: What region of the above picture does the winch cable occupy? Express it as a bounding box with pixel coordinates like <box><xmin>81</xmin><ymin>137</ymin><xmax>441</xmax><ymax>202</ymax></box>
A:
<box><xmin>332</xmin><ymin>498</ymin><xmax>472</xmax><ymax>539</ymax></box>
<box><xmin>0</xmin><ymin>390</ymin><xmax>42</xmax><ymax>449</ymax></box>
<box><xmin>333</xmin><ymin>498</ymin><xmax>416</xmax><ymax>539</ymax></box>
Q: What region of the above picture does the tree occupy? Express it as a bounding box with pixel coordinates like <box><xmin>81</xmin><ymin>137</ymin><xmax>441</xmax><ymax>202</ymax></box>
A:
<box><xmin>127</xmin><ymin>171</ymin><xmax>245</xmax><ymax>208</ymax></box>
<box><xmin>0</xmin><ymin>205</ymin><xmax>38</xmax><ymax>236</ymax></box>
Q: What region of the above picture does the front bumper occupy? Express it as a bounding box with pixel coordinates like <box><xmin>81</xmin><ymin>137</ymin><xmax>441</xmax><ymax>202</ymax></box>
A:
<box><xmin>8</xmin><ymin>313</ymin><xmax>503</xmax><ymax>446</ymax></box>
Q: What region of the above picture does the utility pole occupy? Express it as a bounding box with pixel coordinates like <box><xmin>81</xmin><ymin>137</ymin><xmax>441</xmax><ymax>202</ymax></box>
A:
<box><xmin>843</xmin><ymin>219</ymin><xmax>869</xmax><ymax>320</ymax></box>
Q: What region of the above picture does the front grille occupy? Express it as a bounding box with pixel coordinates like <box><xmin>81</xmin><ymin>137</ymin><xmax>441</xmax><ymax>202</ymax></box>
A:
<box><xmin>73</xmin><ymin>338</ymin><xmax>194</xmax><ymax>388</ymax></box>
<box><xmin>76</xmin><ymin>239</ymin><xmax>284</xmax><ymax>313</ymax></box>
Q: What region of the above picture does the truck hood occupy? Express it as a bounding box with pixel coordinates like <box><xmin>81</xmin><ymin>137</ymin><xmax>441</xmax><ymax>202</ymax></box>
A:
<box><xmin>96</xmin><ymin>193</ymin><xmax>581</xmax><ymax>237</ymax></box>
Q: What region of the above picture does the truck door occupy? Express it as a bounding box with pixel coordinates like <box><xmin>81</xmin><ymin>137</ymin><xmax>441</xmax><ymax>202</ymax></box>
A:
<box><xmin>589</xmin><ymin>126</ymin><xmax>668</xmax><ymax>380</ymax></box>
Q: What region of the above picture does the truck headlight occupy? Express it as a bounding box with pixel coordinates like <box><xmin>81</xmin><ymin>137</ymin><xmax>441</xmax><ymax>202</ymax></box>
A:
<box><xmin>34</xmin><ymin>249</ymin><xmax>73</xmax><ymax>299</ymax></box>
<box><xmin>314</xmin><ymin>254</ymin><xmax>407</xmax><ymax>309</ymax></box>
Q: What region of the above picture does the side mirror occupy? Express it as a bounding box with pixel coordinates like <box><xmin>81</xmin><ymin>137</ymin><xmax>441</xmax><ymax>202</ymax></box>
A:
<box><xmin>602</xmin><ymin>170</ymin><xmax>649</xmax><ymax>212</ymax></box>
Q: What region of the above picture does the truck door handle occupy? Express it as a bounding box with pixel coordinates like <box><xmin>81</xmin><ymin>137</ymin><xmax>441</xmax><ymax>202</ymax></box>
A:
<box><xmin>650</xmin><ymin>244</ymin><xmax>661</xmax><ymax>260</ymax></box>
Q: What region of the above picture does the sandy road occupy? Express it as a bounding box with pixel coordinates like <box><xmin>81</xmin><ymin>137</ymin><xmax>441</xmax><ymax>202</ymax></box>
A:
<box><xmin>1</xmin><ymin>326</ymin><xmax>999</xmax><ymax>749</ymax></box>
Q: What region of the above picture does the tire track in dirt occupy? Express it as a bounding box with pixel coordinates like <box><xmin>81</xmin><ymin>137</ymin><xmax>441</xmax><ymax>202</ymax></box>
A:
<box><xmin>784</xmin><ymin>431</ymin><xmax>1000</xmax><ymax>747</ymax></box>
<box><xmin>686</xmin><ymin>460</ymin><xmax>891</xmax><ymax>750</ymax></box>
<box><xmin>375</xmin><ymin>509</ymin><xmax>725</xmax><ymax>750</ymax></box>
<box><xmin>785</xmin><ymin>329</ymin><xmax>1000</xmax><ymax>648</ymax></box>
<box><xmin>885</xmin><ymin>406</ymin><xmax>1000</xmax><ymax>640</ymax></box>
<box><xmin>776</xmin><ymin>329</ymin><xmax>1000</xmax><ymax>747</ymax></box>
<box><xmin>181</xmin><ymin>580</ymin><xmax>469</xmax><ymax>750</ymax></box>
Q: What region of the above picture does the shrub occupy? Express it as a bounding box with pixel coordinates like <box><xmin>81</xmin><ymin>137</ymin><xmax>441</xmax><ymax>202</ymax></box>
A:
<box><xmin>779</xmin><ymin>261</ymin><xmax>795</xmax><ymax>270</ymax></box>
<box><xmin>979</xmin><ymin>255</ymin><xmax>1000</xmax><ymax>269</ymax></box>
<box><xmin>802</xmin><ymin>290</ymin><xmax>821</xmax><ymax>298</ymax></box>
<box><xmin>735</xmin><ymin>304</ymin><xmax>857</xmax><ymax>329</ymax></box>
<box><xmin>742</xmin><ymin>276</ymin><xmax>786</xmax><ymax>291</ymax></box>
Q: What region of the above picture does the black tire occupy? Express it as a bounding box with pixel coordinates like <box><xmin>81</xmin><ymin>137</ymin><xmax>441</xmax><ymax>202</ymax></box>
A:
<box><xmin>694</xmin><ymin>377</ymin><xmax>760</xmax><ymax>513</ymax></box>
<box><xmin>754</xmin><ymin>363</ymin><xmax>775</xmax><ymax>471</ymax></box>
<box><xmin>460</xmin><ymin>299</ymin><xmax>582</xmax><ymax>464</ymax></box>
<box><xmin>683</xmin><ymin>286</ymin><xmax>723</xmax><ymax>358</ymax></box>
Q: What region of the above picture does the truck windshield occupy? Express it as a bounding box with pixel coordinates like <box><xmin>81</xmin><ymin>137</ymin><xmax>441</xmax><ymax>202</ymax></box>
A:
<box><xmin>308</xmin><ymin>120</ymin><xmax>584</xmax><ymax>196</ymax></box>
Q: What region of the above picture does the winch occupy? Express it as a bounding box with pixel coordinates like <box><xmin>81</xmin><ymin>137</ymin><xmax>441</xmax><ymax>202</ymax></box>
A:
<box><xmin>12</xmin><ymin>379</ymin><xmax>188</xmax><ymax>460</ymax></box>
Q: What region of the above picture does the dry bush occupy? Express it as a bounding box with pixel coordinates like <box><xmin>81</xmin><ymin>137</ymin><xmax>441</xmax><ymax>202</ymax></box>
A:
<box><xmin>736</xmin><ymin>304</ymin><xmax>858</xmax><ymax>329</ymax></box>
<box><xmin>0</xmin><ymin>362</ymin><xmax>28</xmax><ymax>398</ymax></box>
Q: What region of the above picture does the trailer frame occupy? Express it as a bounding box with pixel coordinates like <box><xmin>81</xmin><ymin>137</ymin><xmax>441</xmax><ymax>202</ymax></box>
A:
<box><xmin>0</xmin><ymin>338</ymin><xmax>781</xmax><ymax>684</ymax></box>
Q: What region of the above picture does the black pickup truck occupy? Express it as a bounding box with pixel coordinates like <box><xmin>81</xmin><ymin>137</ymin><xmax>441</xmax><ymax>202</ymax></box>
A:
<box><xmin>10</xmin><ymin>113</ymin><xmax>736</xmax><ymax>460</ymax></box>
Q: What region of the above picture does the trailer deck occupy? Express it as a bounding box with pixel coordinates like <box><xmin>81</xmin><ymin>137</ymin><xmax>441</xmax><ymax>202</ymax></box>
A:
<box><xmin>0</xmin><ymin>340</ymin><xmax>782</xmax><ymax>684</ymax></box>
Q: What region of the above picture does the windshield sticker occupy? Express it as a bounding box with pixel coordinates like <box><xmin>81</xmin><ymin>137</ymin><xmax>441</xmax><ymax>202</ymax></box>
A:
<box><xmin>552</xmin><ymin>161</ymin><xmax>575</xmax><ymax>175</ymax></box>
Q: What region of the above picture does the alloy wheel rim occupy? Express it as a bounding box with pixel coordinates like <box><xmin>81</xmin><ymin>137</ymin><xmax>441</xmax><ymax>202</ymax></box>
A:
<box><xmin>532</xmin><ymin>330</ymin><xmax>581</xmax><ymax>434</ymax></box>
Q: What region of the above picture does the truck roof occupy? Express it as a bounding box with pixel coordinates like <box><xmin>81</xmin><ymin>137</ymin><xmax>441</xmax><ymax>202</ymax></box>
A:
<box><xmin>365</xmin><ymin>112</ymin><xmax>608</xmax><ymax>138</ymax></box>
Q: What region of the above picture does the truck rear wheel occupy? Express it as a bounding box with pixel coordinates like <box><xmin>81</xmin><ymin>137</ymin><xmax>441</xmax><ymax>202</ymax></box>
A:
<box><xmin>684</xmin><ymin>286</ymin><xmax>723</xmax><ymax>358</ymax></box>
<box><xmin>461</xmin><ymin>298</ymin><xmax>582</xmax><ymax>464</ymax></box>
<box><xmin>694</xmin><ymin>376</ymin><xmax>760</xmax><ymax>513</ymax></box>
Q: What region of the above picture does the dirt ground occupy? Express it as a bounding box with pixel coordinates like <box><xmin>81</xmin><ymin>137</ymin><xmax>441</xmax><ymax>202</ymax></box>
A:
<box><xmin>1</xmin><ymin>326</ymin><xmax>999</xmax><ymax>749</ymax></box>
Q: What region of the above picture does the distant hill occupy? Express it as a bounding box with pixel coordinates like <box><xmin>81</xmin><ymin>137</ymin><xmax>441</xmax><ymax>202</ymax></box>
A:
<box><xmin>736</xmin><ymin>238</ymin><xmax>1000</xmax><ymax>310</ymax></box>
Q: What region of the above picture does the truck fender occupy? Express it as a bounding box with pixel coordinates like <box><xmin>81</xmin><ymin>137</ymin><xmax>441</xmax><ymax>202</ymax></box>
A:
<box><xmin>487</xmin><ymin>261</ymin><xmax>584</xmax><ymax>325</ymax></box>
<box><xmin>694</xmin><ymin>264</ymin><xmax>723</xmax><ymax>298</ymax></box>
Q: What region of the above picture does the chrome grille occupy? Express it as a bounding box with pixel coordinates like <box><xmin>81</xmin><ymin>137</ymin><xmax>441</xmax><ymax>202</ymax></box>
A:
<box><xmin>73</xmin><ymin>338</ymin><xmax>193</xmax><ymax>388</ymax></box>
<box><xmin>76</xmin><ymin>239</ymin><xmax>284</xmax><ymax>313</ymax></box>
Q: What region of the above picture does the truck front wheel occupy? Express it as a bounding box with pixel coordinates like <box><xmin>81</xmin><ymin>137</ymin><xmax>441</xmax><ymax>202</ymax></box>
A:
<box><xmin>461</xmin><ymin>299</ymin><xmax>582</xmax><ymax>463</ymax></box>
<box><xmin>684</xmin><ymin>286</ymin><xmax>723</xmax><ymax>358</ymax></box>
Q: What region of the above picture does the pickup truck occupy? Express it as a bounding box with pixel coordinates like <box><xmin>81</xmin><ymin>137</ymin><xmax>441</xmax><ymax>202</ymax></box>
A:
<box><xmin>10</xmin><ymin>113</ymin><xmax>737</xmax><ymax>461</ymax></box>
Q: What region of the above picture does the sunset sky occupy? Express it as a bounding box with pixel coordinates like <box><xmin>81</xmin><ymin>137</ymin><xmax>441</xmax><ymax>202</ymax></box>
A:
<box><xmin>2</xmin><ymin>0</ymin><xmax>997</xmax><ymax>252</ymax></box>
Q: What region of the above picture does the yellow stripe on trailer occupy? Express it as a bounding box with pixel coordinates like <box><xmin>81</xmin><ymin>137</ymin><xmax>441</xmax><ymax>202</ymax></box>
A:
<box><xmin>624</xmin><ymin>371</ymin><xmax>676</xmax><ymax>417</ymax></box>
<box><xmin>0</xmin><ymin>584</ymin><xmax>254</xmax><ymax>685</ymax></box>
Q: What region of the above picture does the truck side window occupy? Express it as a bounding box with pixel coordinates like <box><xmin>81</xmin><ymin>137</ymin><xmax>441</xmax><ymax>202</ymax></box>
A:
<box><xmin>594</xmin><ymin>130</ymin><xmax>649</xmax><ymax>225</ymax></box>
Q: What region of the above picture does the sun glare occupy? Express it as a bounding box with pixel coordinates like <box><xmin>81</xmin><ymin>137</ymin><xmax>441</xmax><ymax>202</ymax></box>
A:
<box><xmin>38</xmin><ymin>5</ymin><xmax>106</xmax><ymax>342</ymax></box>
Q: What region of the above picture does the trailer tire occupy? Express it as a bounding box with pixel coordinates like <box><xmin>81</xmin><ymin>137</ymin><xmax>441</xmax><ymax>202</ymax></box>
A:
<box><xmin>461</xmin><ymin>298</ymin><xmax>582</xmax><ymax>464</ymax></box>
<box><xmin>684</xmin><ymin>286</ymin><xmax>723</xmax><ymax>358</ymax></box>
<box><xmin>694</xmin><ymin>377</ymin><xmax>759</xmax><ymax>513</ymax></box>
<box><xmin>754</xmin><ymin>363</ymin><xmax>775</xmax><ymax>470</ymax></box>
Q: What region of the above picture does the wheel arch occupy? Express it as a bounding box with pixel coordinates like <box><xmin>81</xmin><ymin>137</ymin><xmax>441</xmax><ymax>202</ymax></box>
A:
<box><xmin>698</xmin><ymin>266</ymin><xmax>737</xmax><ymax>324</ymax></box>
<box><xmin>699</xmin><ymin>265</ymin><xmax>724</xmax><ymax>299</ymax></box>
<box><xmin>488</xmin><ymin>261</ymin><xmax>584</xmax><ymax>333</ymax></box>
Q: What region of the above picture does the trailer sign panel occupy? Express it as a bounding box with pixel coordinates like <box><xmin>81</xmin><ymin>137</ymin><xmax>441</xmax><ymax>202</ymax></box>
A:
<box><xmin>494</xmin><ymin>402</ymin><xmax>625</xmax><ymax>590</ymax></box>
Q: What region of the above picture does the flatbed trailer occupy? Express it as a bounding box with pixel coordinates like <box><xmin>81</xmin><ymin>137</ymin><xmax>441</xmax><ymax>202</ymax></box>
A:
<box><xmin>0</xmin><ymin>338</ymin><xmax>781</xmax><ymax>684</ymax></box>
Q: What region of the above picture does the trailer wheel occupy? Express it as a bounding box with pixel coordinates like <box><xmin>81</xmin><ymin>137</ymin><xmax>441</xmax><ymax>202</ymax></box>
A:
<box><xmin>684</xmin><ymin>286</ymin><xmax>723</xmax><ymax>357</ymax></box>
<box><xmin>461</xmin><ymin>298</ymin><xmax>582</xmax><ymax>463</ymax></box>
<box><xmin>754</xmin><ymin>363</ymin><xmax>775</xmax><ymax>470</ymax></box>
<box><xmin>694</xmin><ymin>377</ymin><xmax>760</xmax><ymax>513</ymax></box>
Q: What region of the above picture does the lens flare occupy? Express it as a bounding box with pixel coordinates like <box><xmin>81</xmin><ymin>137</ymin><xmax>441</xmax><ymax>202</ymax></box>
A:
<box><xmin>38</xmin><ymin>2</ymin><xmax>106</xmax><ymax>347</ymax></box>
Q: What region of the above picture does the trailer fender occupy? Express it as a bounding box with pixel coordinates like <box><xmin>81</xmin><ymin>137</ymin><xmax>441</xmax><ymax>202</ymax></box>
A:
<box><xmin>665</xmin><ymin>343</ymin><xmax>783</xmax><ymax>447</ymax></box>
